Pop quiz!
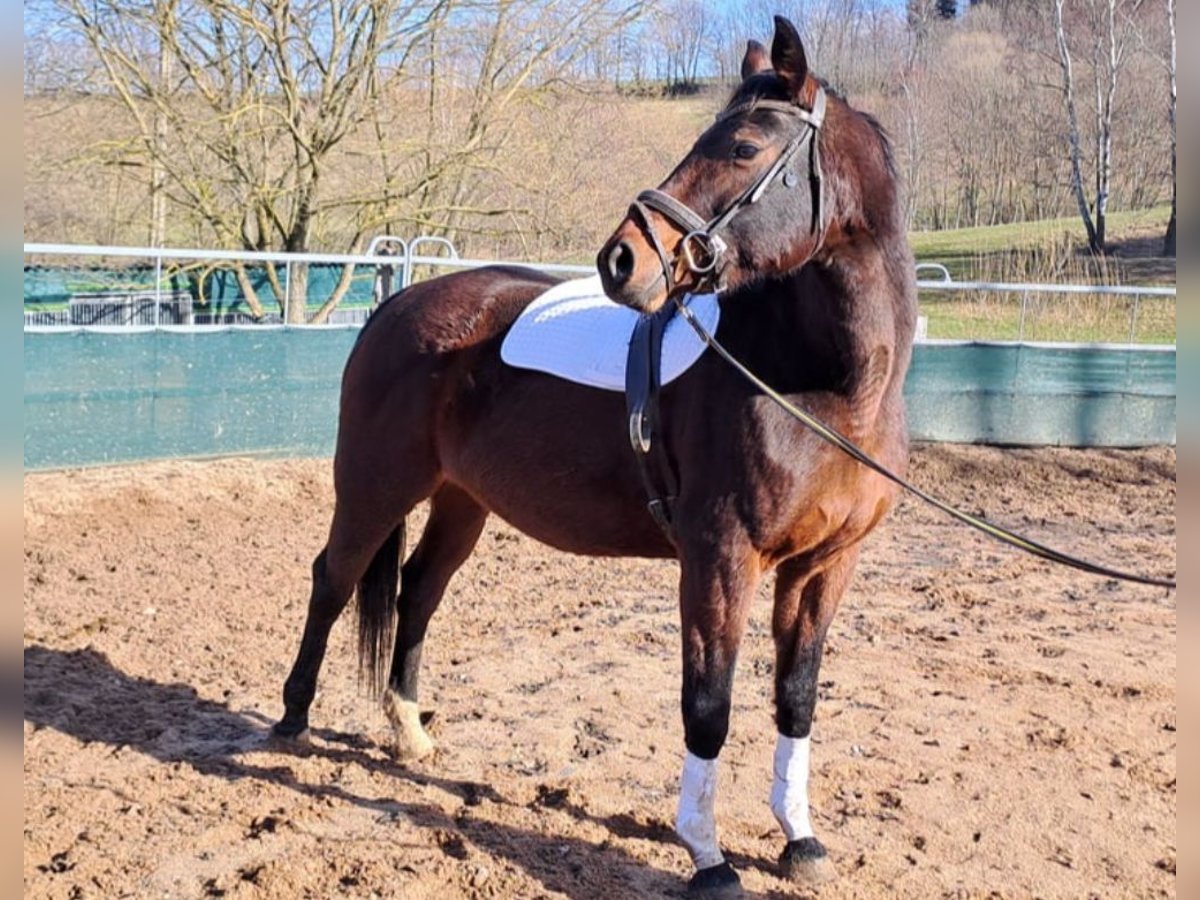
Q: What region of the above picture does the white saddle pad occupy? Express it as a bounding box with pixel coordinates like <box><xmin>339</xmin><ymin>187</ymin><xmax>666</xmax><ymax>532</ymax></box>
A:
<box><xmin>500</xmin><ymin>274</ymin><xmax>720</xmax><ymax>391</ymax></box>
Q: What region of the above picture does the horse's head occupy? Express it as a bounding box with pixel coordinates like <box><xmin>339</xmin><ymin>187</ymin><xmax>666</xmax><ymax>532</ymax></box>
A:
<box><xmin>598</xmin><ymin>16</ymin><xmax>831</xmax><ymax>313</ymax></box>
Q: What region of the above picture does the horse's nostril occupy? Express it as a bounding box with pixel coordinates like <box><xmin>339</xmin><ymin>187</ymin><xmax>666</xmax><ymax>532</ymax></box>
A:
<box><xmin>607</xmin><ymin>241</ymin><xmax>635</xmax><ymax>286</ymax></box>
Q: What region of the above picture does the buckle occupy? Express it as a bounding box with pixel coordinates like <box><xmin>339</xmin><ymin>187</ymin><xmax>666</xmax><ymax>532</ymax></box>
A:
<box><xmin>629</xmin><ymin>409</ymin><xmax>652</xmax><ymax>454</ymax></box>
<box><xmin>680</xmin><ymin>231</ymin><xmax>725</xmax><ymax>275</ymax></box>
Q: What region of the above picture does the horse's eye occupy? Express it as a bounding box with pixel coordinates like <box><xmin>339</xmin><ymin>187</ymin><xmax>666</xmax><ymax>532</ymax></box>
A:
<box><xmin>733</xmin><ymin>142</ymin><xmax>760</xmax><ymax>161</ymax></box>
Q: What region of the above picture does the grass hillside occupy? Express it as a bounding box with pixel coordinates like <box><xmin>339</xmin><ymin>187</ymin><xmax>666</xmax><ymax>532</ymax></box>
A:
<box><xmin>909</xmin><ymin>205</ymin><xmax>1175</xmax><ymax>286</ymax></box>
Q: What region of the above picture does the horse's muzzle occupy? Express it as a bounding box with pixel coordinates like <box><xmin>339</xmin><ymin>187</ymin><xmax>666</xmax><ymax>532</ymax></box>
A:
<box><xmin>597</xmin><ymin>220</ymin><xmax>670</xmax><ymax>312</ymax></box>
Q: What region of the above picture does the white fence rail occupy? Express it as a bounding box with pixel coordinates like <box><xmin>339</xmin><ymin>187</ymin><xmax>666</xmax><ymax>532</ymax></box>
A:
<box><xmin>23</xmin><ymin>241</ymin><xmax>1176</xmax><ymax>344</ymax></box>
<box><xmin>23</xmin><ymin>240</ymin><xmax>595</xmax><ymax>329</ymax></box>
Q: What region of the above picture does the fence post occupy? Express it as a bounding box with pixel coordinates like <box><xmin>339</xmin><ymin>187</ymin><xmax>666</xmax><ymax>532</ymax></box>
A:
<box><xmin>375</xmin><ymin>249</ymin><xmax>393</xmax><ymax>305</ymax></box>
<box><xmin>154</xmin><ymin>253</ymin><xmax>163</xmax><ymax>328</ymax></box>
<box><xmin>1018</xmin><ymin>291</ymin><xmax>1028</xmax><ymax>342</ymax></box>
<box><xmin>400</xmin><ymin>247</ymin><xmax>412</xmax><ymax>289</ymax></box>
<box><xmin>1129</xmin><ymin>295</ymin><xmax>1141</xmax><ymax>344</ymax></box>
<box><xmin>284</xmin><ymin>261</ymin><xmax>291</xmax><ymax>325</ymax></box>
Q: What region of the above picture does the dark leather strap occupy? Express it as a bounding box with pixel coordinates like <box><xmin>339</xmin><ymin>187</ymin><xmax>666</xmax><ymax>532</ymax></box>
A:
<box><xmin>635</xmin><ymin>190</ymin><xmax>708</xmax><ymax>233</ymax></box>
<box><xmin>629</xmin><ymin>198</ymin><xmax>680</xmax><ymax>297</ymax></box>
<box><xmin>625</xmin><ymin>303</ymin><xmax>680</xmax><ymax>538</ymax></box>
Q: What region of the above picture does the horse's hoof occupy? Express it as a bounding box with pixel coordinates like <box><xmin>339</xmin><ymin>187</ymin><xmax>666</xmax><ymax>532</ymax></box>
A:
<box><xmin>391</xmin><ymin>729</ymin><xmax>435</xmax><ymax>761</ymax></box>
<box><xmin>779</xmin><ymin>837</ymin><xmax>837</xmax><ymax>885</ymax></box>
<box><xmin>687</xmin><ymin>861</ymin><xmax>742</xmax><ymax>898</ymax></box>
<box><xmin>271</xmin><ymin>718</ymin><xmax>311</xmax><ymax>744</ymax></box>
<box><xmin>382</xmin><ymin>694</ymin><xmax>436</xmax><ymax>761</ymax></box>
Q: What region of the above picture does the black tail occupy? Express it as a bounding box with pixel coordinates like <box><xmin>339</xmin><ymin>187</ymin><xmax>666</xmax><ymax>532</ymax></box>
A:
<box><xmin>356</xmin><ymin>523</ymin><xmax>404</xmax><ymax>695</ymax></box>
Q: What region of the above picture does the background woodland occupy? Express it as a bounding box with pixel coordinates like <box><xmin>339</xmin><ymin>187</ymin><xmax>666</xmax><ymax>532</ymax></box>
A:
<box><xmin>24</xmin><ymin>0</ymin><xmax>1176</xmax><ymax>318</ymax></box>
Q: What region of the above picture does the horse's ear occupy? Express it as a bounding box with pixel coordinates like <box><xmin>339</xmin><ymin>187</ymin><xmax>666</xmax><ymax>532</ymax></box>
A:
<box><xmin>770</xmin><ymin>16</ymin><xmax>809</xmax><ymax>97</ymax></box>
<box><xmin>741</xmin><ymin>40</ymin><xmax>770</xmax><ymax>80</ymax></box>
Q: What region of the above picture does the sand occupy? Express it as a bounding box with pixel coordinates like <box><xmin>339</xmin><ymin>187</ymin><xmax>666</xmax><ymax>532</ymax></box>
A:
<box><xmin>23</xmin><ymin>444</ymin><xmax>1176</xmax><ymax>899</ymax></box>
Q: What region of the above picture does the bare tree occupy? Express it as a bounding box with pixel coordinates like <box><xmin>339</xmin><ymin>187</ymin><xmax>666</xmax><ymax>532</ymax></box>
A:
<box><xmin>1052</xmin><ymin>0</ymin><xmax>1146</xmax><ymax>254</ymax></box>
<box><xmin>367</xmin><ymin>2</ymin><xmax>651</xmax><ymax>246</ymax></box>
<box><xmin>54</xmin><ymin>0</ymin><xmax>647</xmax><ymax>321</ymax></box>
<box><xmin>58</xmin><ymin>0</ymin><xmax>443</xmax><ymax>320</ymax></box>
<box><xmin>655</xmin><ymin>0</ymin><xmax>712</xmax><ymax>92</ymax></box>
<box><xmin>1162</xmin><ymin>0</ymin><xmax>1175</xmax><ymax>256</ymax></box>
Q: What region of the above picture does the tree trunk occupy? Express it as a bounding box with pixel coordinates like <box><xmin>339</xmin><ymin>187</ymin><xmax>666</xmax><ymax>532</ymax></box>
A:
<box><xmin>285</xmin><ymin>180</ymin><xmax>317</xmax><ymax>323</ymax></box>
<box><xmin>310</xmin><ymin>262</ymin><xmax>359</xmax><ymax>325</ymax></box>
<box><xmin>1163</xmin><ymin>202</ymin><xmax>1175</xmax><ymax>257</ymax></box>
<box><xmin>232</xmin><ymin>263</ymin><xmax>266</xmax><ymax>321</ymax></box>
<box><xmin>1093</xmin><ymin>0</ymin><xmax>1122</xmax><ymax>254</ymax></box>
<box><xmin>286</xmin><ymin>262</ymin><xmax>309</xmax><ymax>324</ymax></box>
<box><xmin>150</xmin><ymin>19</ymin><xmax>171</xmax><ymax>248</ymax></box>
<box><xmin>1164</xmin><ymin>0</ymin><xmax>1176</xmax><ymax>257</ymax></box>
<box><xmin>1054</xmin><ymin>0</ymin><xmax>1101</xmax><ymax>254</ymax></box>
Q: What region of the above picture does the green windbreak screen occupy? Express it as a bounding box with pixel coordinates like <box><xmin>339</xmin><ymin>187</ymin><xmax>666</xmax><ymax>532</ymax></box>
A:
<box><xmin>25</xmin><ymin>329</ymin><xmax>360</xmax><ymax>468</ymax></box>
<box><xmin>905</xmin><ymin>342</ymin><xmax>1176</xmax><ymax>446</ymax></box>
<box><xmin>24</xmin><ymin>331</ymin><xmax>1176</xmax><ymax>469</ymax></box>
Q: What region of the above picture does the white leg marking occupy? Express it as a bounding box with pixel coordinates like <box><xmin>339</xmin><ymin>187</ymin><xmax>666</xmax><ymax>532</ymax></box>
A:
<box><xmin>675</xmin><ymin>751</ymin><xmax>725</xmax><ymax>870</ymax></box>
<box><xmin>770</xmin><ymin>734</ymin><xmax>814</xmax><ymax>841</ymax></box>
<box><xmin>382</xmin><ymin>692</ymin><xmax>435</xmax><ymax>760</ymax></box>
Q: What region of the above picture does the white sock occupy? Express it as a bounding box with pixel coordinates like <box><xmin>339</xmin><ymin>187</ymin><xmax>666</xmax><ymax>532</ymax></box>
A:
<box><xmin>770</xmin><ymin>734</ymin><xmax>814</xmax><ymax>841</ymax></box>
<box><xmin>676</xmin><ymin>751</ymin><xmax>725</xmax><ymax>869</ymax></box>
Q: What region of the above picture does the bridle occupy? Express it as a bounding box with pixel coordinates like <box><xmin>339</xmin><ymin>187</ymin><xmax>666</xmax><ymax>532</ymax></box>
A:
<box><xmin>627</xmin><ymin>87</ymin><xmax>828</xmax><ymax>298</ymax></box>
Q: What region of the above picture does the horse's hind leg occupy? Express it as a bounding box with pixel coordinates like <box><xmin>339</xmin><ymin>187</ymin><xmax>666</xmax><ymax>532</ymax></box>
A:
<box><xmin>273</xmin><ymin>501</ymin><xmax>409</xmax><ymax>741</ymax></box>
<box><xmin>769</xmin><ymin>547</ymin><xmax>861</xmax><ymax>886</ymax></box>
<box><xmin>383</xmin><ymin>483</ymin><xmax>487</xmax><ymax>760</ymax></box>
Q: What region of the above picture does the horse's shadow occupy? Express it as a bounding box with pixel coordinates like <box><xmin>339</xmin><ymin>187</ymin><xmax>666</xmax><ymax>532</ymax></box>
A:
<box><xmin>23</xmin><ymin>645</ymin><xmax>789</xmax><ymax>899</ymax></box>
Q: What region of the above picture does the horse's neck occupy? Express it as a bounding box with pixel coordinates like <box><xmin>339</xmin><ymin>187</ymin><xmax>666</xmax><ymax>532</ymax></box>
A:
<box><xmin>718</xmin><ymin>268</ymin><xmax>878</xmax><ymax>387</ymax></box>
<box><xmin>814</xmin><ymin>99</ymin><xmax>916</xmax><ymax>368</ymax></box>
<box><xmin>710</xmin><ymin>101</ymin><xmax>915</xmax><ymax>429</ymax></box>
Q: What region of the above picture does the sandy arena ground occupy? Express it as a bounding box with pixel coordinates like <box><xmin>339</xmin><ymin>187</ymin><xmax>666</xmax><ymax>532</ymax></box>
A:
<box><xmin>24</xmin><ymin>445</ymin><xmax>1175</xmax><ymax>899</ymax></box>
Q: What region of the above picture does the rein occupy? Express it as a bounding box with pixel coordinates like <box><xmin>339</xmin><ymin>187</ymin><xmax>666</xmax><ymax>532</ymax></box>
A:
<box><xmin>668</xmin><ymin>297</ymin><xmax>1177</xmax><ymax>591</ymax></box>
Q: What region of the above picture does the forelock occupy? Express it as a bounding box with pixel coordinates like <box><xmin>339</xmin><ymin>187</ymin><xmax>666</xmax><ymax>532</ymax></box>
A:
<box><xmin>726</xmin><ymin>71</ymin><xmax>791</xmax><ymax>110</ymax></box>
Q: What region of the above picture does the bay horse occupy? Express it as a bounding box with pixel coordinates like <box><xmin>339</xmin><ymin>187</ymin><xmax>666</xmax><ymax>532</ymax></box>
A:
<box><xmin>275</xmin><ymin>16</ymin><xmax>915</xmax><ymax>895</ymax></box>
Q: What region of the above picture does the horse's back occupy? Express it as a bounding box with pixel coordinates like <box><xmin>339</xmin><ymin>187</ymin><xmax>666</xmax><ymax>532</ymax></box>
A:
<box><xmin>352</xmin><ymin>265</ymin><xmax>558</xmax><ymax>363</ymax></box>
<box><xmin>339</xmin><ymin>265</ymin><xmax>558</xmax><ymax>426</ymax></box>
<box><xmin>330</xmin><ymin>266</ymin><xmax>558</xmax><ymax>491</ymax></box>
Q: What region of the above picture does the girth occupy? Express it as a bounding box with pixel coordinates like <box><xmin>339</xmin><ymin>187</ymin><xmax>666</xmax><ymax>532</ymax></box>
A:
<box><xmin>625</xmin><ymin>303</ymin><xmax>680</xmax><ymax>538</ymax></box>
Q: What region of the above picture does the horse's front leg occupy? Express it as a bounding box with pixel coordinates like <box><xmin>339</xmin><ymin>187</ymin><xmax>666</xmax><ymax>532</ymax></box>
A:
<box><xmin>674</xmin><ymin>542</ymin><xmax>761</xmax><ymax>897</ymax></box>
<box><xmin>769</xmin><ymin>548</ymin><xmax>860</xmax><ymax>885</ymax></box>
